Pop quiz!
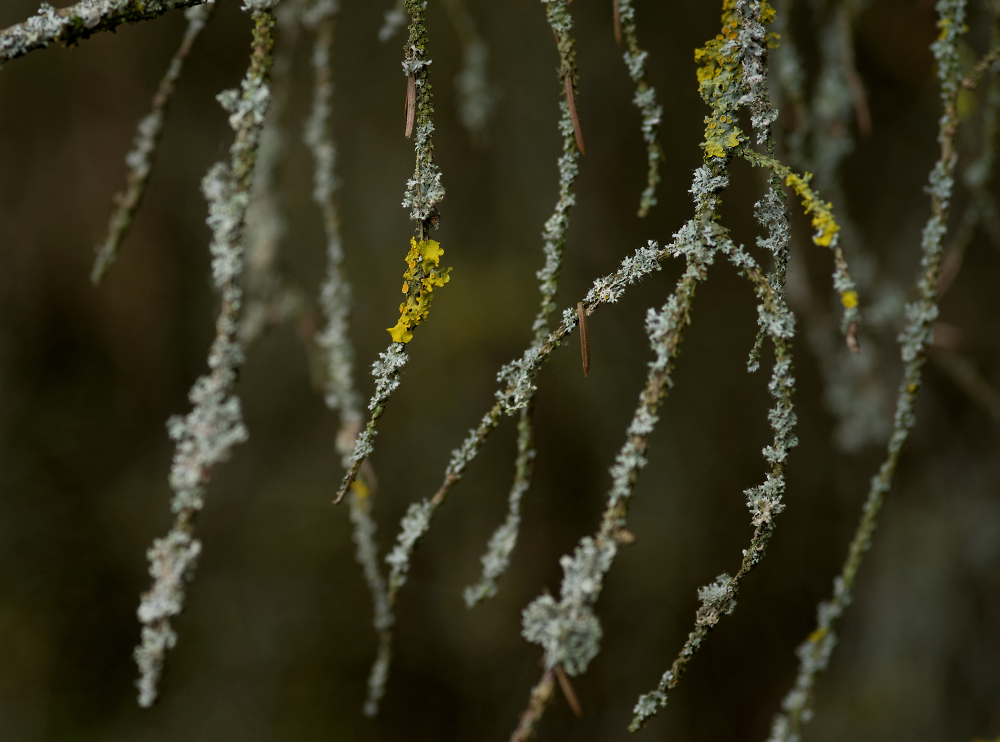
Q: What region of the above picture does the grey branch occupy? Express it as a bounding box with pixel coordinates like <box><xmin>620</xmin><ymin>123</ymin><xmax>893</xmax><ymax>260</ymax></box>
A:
<box><xmin>0</xmin><ymin>0</ymin><xmax>209</xmax><ymax>66</ymax></box>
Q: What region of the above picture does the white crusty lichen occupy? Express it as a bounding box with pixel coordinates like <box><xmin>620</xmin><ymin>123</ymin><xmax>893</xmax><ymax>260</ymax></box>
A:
<box><xmin>523</xmin><ymin>210</ymin><xmax>716</xmax><ymax>692</ymax></box>
<box><xmin>134</xmin><ymin>530</ymin><xmax>201</xmax><ymax>708</ymax></box>
<box><xmin>385</xmin><ymin>499</ymin><xmax>436</xmax><ymax>596</ymax></box>
<box><xmin>335</xmin><ymin>0</ymin><xmax>440</xmax><ymax>503</ymax></box>
<box><xmin>134</xmin><ymin>8</ymin><xmax>275</xmax><ymax>708</ymax></box>
<box><xmin>454</xmin><ymin>37</ymin><xmax>497</xmax><ymax>138</ymax></box>
<box><xmin>440</xmin><ymin>0</ymin><xmax>497</xmax><ymax>140</ymax></box>
<box><xmin>531</xmin><ymin>99</ymin><xmax>580</xmax><ymax>341</ymax></box>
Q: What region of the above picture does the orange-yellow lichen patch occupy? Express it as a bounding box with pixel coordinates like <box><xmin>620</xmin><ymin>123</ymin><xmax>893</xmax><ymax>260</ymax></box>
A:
<box><xmin>785</xmin><ymin>172</ymin><xmax>842</xmax><ymax>248</ymax></box>
<box><xmin>386</xmin><ymin>237</ymin><xmax>452</xmax><ymax>343</ymax></box>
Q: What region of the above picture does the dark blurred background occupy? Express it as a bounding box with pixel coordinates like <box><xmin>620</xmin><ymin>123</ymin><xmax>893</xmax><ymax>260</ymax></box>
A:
<box><xmin>1</xmin><ymin>0</ymin><xmax>999</xmax><ymax>740</ymax></box>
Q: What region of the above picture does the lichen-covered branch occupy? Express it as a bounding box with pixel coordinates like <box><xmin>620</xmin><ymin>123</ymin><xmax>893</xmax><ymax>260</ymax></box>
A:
<box><xmin>303</xmin><ymin>0</ymin><xmax>363</xmax><ymax>436</ymax></box>
<box><xmin>133</xmin><ymin>6</ymin><xmax>276</xmax><ymax>708</ymax></box>
<box><xmin>91</xmin><ymin>1</ymin><xmax>215</xmax><ymax>284</ymax></box>
<box><xmin>335</xmin><ymin>0</ymin><xmax>449</xmax><ymax>503</ymax></box>
<box><xmin>616</xmin><ymin>0</ymin><xmax>663</xmax><ymax>217</ymax></box>
<box><xmin>0</xmin><ymin>0</ymin><xmax>208</xmax><ymax>65</ymax></box>
<box><xmin>239</xmin><ymin>0</ymin><xmax>316</xmax><ymax>351</ymax></box>
<box><xmin>765</xmin><ymin>2</ymin><xmax>967</xmax><ymax>739</ymax></box>
<box><xmin>516</xmin><ymin>164</ymin><xmax>731</xmax><ymax>740</ymax></box>
<box><xmin>626</xmin><ymin>3</ymin><xmax>803</xmax><ymax>729</ymax></box>
<box><xmin>464</xmin><ymin>0</ymin><xmax>582</xmax><ymax>609</ymax></box>
<box><xmin>297</xmin><ymin>0</ymin><xmax>396</xmax><ymax>717</ymax></box>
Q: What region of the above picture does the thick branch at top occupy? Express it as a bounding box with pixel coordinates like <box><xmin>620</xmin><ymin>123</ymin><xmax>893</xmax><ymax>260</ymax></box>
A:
<box><xmin>0</xmin><ymin>0</ymin><xmax>207</xmax><ymax>64</ymax></box>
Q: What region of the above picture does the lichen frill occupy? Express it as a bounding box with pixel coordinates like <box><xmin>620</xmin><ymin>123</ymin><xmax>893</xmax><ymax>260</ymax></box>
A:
<box><xmin>386</xmin><ymin>238</ymin><xmax>452</xmax><ymax>343</ymax></box>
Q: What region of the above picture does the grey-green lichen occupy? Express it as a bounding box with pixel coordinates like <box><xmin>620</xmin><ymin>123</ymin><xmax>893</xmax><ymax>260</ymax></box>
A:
<box><xmin>134</xmin><ymin>8</ymin><xmax>276</xmax><ymax>709</ymax></box>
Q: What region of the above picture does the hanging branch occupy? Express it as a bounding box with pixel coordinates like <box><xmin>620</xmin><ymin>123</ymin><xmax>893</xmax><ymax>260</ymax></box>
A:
<box><xmin>615</xmin><ymin>0</ymin><xmax>664</xmax><ymax>217</ymax></box>
<box><xmin>239</xmin><ymin>0</ymin><xmax>319</xmax><ymax>351</ymax></box>
<box><xmin>765</xmin><ymin>2</ymin><xmax>968</xmax><ymax>739</ymax></box>
<box><xmin>463</xmin><ymin>0</ymin><xmax>582</xmax><ymax>609</ymax></box>
<box><xmin>334</xmin><ymin>0</ymin><xmax>450</xmax><ymax>504</ymax></box>
<box><xmin>0</xmin><ymin>0</ymin><xmax>208</xmax><ymax>65</ymax></box>
<box><xmin>938</xmin><ymin>13</ymin><xmax>1000</xmax><ymax>295</ymax></box>
<box><xmin>381</xmin><ymin>0</ymin><xmax>859</xmax><ymax>669</ymax></box>
<box><xmin>92</xmin><ymin>1</ymin><xmax>215</xmax><ymax>284</ymax></box>
<box><xmin>772</xmin><ymin>0</ymin><xmax>890</xmax><ymax>454</ymax></box>
<box><xmin>297</xmin><ymin>0</ymin><xmax>396</xmax><ymax>717</ymax></box>
<box><xmin>133</xmin><ymin>4</ymin><xmax>277</xmax><ymax>709</ymax></box>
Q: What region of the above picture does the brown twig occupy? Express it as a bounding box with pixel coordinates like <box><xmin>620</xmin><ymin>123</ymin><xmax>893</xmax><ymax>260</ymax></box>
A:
<box><xmin>510</xmin><ymin>669</ymin><xmax>557</xmax><ymax>742</ymax></box>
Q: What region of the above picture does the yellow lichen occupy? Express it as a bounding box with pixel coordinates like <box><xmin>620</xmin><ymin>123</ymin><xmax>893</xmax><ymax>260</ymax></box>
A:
<box><xmin>694</xmin><ymin>1</ymin><xmax>776</xmax><ymax>159</ymax></box>
<box><xmin>808</xmin><ymin>627</ymin><xmax>829</xmax><ymax>644</ymax></box>
<box><xmin>351</xmin><ymin>479</ymin><xmax>370</xmax><ymax>499</ymax></box>
<box><xmin>841</xmin><ymin>290</ymin><xmax>859</xmax><ymax>309</ymax></box>
<box><xmin>386</xmin><ymin>237</ymin><xmax>452</xmax><ymax>343</ymax></box>
<box><xmin>785</xmin><ymin>172</ymin><xmax>841</xmax><ymax>248</ymax></box>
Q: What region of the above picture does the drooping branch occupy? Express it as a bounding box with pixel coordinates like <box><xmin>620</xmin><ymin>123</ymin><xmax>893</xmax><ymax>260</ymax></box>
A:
<box><xmin>334</xmin><ymin>0</ymin><xmax>451</xmax><ymax>505</ymax></box>
<box><xmin>765</xmin><ymin>2</ymin><xmax>968</xmax><ymax>739</ymax></box>
<box><xmin>133</xmin><ymin>5</ymin><xmax>277</xmax><ymax>709</ymax></box>
<box><xmin>615</xmin><ymin>0</ymin><xmax>664</xmax><ymax>217</ymax></box>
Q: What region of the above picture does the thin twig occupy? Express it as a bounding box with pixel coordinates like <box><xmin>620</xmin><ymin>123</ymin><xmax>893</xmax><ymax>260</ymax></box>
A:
<box><xmin>616</xmin><ymin>0</ymin><xmax>664</xmax><ymax>217</ymax></box>
<box><xmin>92</xmin><ymin>1</ymin><xmax>215</xmax><ymax>284</ymax></box>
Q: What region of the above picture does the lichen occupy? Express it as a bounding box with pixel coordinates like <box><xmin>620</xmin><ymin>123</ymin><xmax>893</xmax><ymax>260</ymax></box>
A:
<box><xmin>386</xmin><ymin>238</ymin><xmax>452</xmax><ymax>343</ymax></box>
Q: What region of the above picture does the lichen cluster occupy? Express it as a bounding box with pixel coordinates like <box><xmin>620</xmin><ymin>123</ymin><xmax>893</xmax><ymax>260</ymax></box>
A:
<box><xmin>386</xmin><ymin>238</ymin><xmax>452</xmax><ymax>343</ymax></box>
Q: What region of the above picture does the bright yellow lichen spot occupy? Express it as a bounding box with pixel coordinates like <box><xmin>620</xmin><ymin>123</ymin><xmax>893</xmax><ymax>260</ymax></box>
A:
<box><xmin>841</xmin><ymin>290</ymin><xmax>859</xmax><ymax>309</ymax></box>
<box><xmin>386</xmin><ymin>237</ymin><xmax>452</xmax><ymax>343</ymax></box>
<box><xmin>808</xmin><ymin>627</ymin><xmax>829</xmax><ymax>644</ymax></box>
<box><xmin>785</xmin><ymin>172</ymin><xmax>841</xmax><ymax>247</ymax></box>
<box><xmin>351</xmin><ymin>478</ymin><xmax>370</xmax><ymax>499</ymax></box>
